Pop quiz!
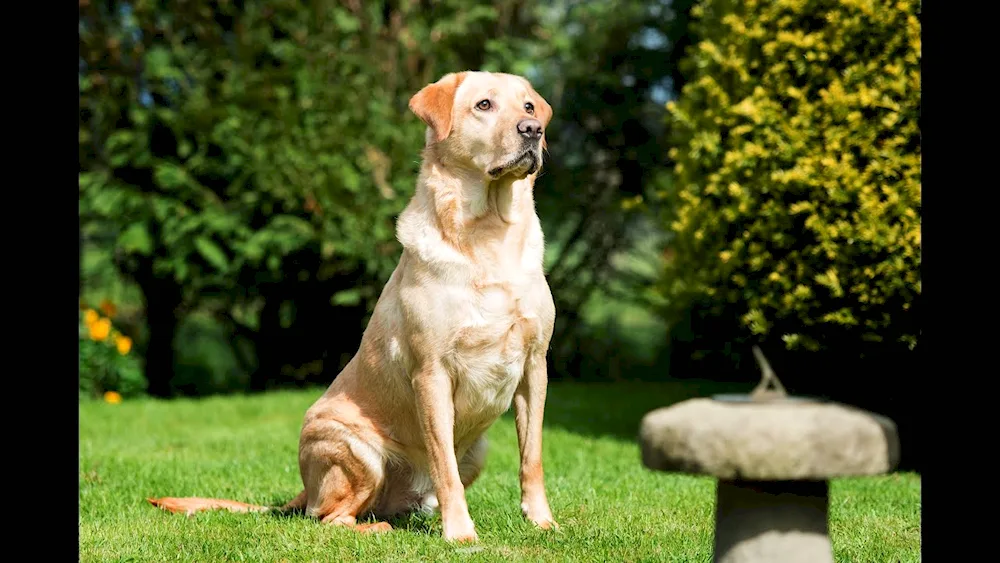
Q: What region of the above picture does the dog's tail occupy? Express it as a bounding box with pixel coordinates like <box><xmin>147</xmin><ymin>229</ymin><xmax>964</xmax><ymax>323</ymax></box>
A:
<box><xmin>147</xmin><ymin>490</ymin><xmax>307</xmax><ymax>516</ymax></box>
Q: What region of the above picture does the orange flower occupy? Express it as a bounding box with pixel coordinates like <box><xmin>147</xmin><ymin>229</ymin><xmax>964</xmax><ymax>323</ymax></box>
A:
<box><xmin>115</xmin><ymin>334</ymin><xmax>133</xmax><ymax>355</ymax></box>
<box><xmin>103</xmin><ymin>391</ymin><xmax>122</xmax><ymax>404</ymax></box>
<box><xmin>84</xmin><ymin>309</ymin><xmax>99</xmax><ymax>326</ymax></box>
<box><xmin>89</xmin><ymin>318</ymin><xmax>111</xmax><ymax>341</ymax></box>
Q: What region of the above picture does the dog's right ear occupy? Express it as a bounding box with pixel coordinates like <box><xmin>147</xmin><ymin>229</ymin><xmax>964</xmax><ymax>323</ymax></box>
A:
<box><xmin>408</xmin><ymin>72</ymin><xmax>467</xmax><ymax>144</ymax></box>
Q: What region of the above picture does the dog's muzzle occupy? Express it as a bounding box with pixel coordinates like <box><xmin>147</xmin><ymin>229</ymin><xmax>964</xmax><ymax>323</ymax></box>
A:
<box><xmin>489</xmin><ymin>149</ymin><xmax>539</xmax><ymax>178</ymax></box>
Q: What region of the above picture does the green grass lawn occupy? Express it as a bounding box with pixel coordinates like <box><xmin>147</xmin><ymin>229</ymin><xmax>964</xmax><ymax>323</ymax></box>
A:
<box><xmin>79</xmin><ymin>381</ymin><xmax>921</xmax><ymax>562</ymax></box>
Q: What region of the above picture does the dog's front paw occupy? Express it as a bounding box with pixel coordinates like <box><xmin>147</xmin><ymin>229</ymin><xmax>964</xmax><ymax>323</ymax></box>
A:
<box><xmin>521</xmin><ymin>502</ymin><xmax>559</xmax><ymax>530</ymax></box>
<box><xmin>443</xmin><ymin>517</ymin><xmax>479</xmax><ymax>543</ymax></box>
<box><xmin>531</xmin><ymin>516</ymin><xmax>559</xmax><ymax>531</ymax></box>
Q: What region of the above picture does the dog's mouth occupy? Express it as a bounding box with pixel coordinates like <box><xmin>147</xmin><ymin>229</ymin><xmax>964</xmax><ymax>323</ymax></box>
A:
<box><xmin>488</xmin><ymin>150</ymin><xmax>539</xmax><ymax>179</ymax></box>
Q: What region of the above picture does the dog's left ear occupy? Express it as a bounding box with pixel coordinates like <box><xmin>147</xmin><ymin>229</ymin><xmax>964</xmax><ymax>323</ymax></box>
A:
<box><xmin>527</xmin><ymin>85</ymin><xmax>553</xmax><ymax>150</ymax></box>
<box><xmin>408</xmin><ymin>72</ymin><xmax>467</xmax><ymax>144</ymax></box>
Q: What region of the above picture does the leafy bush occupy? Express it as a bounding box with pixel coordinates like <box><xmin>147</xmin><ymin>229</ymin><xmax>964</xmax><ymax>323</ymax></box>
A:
<box><xmin>79</xmin><ymin>301</ymin><xmax>145</xmax><ymax>400</ymax></box>
<box><xmin>658</xmin><ymin>0</ymin><xmax>921</xmax><ymax>354</ymax></box>
<box><xmin>78</xmin><ymin>0</ymin><xmax>562</xmax><ymax>394</ymax></box>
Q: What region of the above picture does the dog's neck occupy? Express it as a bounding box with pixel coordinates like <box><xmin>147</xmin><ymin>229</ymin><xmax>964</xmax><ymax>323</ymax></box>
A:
<box><xmin>396</xmin><ymin>152</ymin><xmax>541</xmax><ymax>269</ymax></box>
<box><xmin>439</xmin><ymin>161</ymin><xmax>526</xmax><ymax>224</ymax></box>
<box><xmin>423</xmin><ymin>156</ymin><xmax>532</xmax><ymax>236</ymax></box>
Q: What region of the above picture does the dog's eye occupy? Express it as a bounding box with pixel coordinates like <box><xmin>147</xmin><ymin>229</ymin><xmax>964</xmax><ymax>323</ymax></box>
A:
<box><xmin>524</xmin><ymin>102</ymin><xmax>535</xmax><ymax>114</ymax></box>
<box><xmin>476</xmin><ymin>99</ymin><xmax>492</xmax><ymax>111</ymax></box>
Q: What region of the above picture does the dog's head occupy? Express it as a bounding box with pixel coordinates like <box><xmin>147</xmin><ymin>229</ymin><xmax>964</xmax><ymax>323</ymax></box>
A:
<box><xmin>408</xmin><ymin>71</ymin><xmax>553</xmax><ymax>180</ymax></box>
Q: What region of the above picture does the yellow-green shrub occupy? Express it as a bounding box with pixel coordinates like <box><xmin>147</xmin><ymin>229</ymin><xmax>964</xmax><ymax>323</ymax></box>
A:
<box><xmin>658</xmin><ymin>0</ymin><xmax>920</xmax><ymax>352</ymax></box>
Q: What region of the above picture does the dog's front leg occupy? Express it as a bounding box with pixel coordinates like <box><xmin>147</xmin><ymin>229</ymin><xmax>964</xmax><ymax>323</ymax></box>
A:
<box><xmin>513</xmin><ymin>349</ymin><xmax>558</xmax><ymax>530</ymax></box>
<box><xmin>412</xmin><ymin>363</ymin><xmax>478</xmax><ymax>542</ymax></box>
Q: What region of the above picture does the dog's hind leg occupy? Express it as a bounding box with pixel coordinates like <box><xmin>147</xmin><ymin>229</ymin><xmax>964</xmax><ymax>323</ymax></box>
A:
<box><xmin>313</xmin><ymin>465</ymin><xmax>391</xmax><ymax>534</ymax></box>
<box><xmin>299</xmin><ymin>419</ymin><xmax>392</xmax><ymax>534</ymax></box>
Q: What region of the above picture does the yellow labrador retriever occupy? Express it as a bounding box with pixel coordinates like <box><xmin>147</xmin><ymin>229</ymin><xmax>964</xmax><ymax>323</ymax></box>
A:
<box><xmin>149</xmin><ymin>71</ymin><xmax>558</xmax><ymax>543</ymax></box>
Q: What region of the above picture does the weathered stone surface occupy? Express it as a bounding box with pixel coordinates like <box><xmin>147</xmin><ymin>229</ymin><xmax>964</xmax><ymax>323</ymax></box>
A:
<box><xmin>713</xmin><ymin>480</ymin><xmax>833</xmax><ymax>563</ymax></box>
<box><xmin>639</xmin><ymin>398</ymin><xmax>899</xmax><ymax>480</ymax></box>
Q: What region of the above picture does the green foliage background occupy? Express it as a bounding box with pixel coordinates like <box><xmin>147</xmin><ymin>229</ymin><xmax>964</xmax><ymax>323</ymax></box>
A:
<box><xmin>79</xmin><ymin>0</ymin><xmax>920</xmax><ymax>416</ymax></box>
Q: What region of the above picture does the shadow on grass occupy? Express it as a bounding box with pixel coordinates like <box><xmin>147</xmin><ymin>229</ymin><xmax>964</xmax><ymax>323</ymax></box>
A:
<box><xmin>259</xmin><ymin>495</ymin><xmax>440</xmax><ymax>534</ymax></box>
<box><xmin>511</xmin><ymin>378</ymin><xmax>754</xmax><ymax>442</ymax></box>
<box><xmin>386</xmin><ymin>511</ymin><xmax>438</xmax><ymax>535</ymax></box>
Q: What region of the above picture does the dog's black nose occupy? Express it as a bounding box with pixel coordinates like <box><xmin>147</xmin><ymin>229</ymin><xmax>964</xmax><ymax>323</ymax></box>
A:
<box><xmin>517</xmin><ymin>118</ymin><xmax>543</xmax><ymax>140</ymax></box>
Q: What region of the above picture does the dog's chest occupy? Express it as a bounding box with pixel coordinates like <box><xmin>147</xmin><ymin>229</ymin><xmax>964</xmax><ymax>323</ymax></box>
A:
<box><xmin>444</xmin><ymin>281</ymin><xmax>541</xmax><ymax>430</ymax></box>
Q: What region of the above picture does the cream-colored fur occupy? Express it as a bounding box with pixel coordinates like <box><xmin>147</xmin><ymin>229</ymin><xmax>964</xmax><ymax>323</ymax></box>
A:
<box><xmin>148</xmin><ymin>71</ymin><xmax>559</xmax><ymax>543</ymax></box>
